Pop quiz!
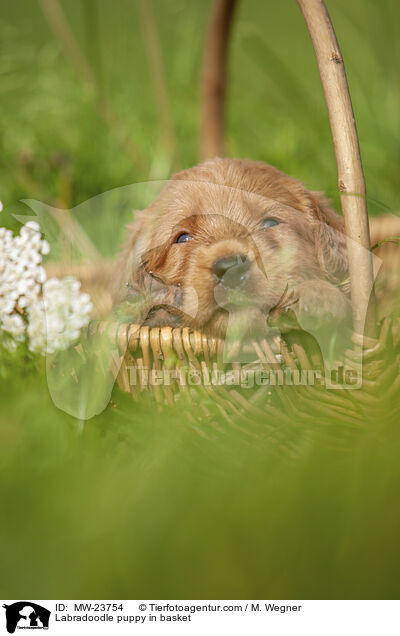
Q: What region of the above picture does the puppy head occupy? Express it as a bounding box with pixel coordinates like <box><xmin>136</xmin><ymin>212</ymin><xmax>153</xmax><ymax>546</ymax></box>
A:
<box><xmin>115</xmin><ymin>158</ymin><xmax>348</xmax><ymax>336</ymax></box>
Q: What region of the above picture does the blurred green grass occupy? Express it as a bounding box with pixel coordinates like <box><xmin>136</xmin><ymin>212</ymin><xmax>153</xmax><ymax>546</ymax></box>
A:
<box><xmin>1</xmin><ymin>0</ymin><xmax>399</xmax><ymax>231</ymax></box>
<box><xmin>1</xmin><ymin>0</ymin><xmax>400</xmax><ymax>599</ymax></box>
<box><xmin>1</xmin><ymin>364</ymin><xmax>400</xmax><ymax>599</ymax></box>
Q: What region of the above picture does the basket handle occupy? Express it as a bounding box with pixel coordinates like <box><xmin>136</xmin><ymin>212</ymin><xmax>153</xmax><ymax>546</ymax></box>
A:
<box><xmin>201</xmin><ymin>0</ymin><xmax>237</xmax><ymax>159</ymax></box>
<box><xmin>297</xmin><ymin>0</ymin><xmax>377</xmax><ymax>339</ymax></box>
<box><xmin>201</xmin><ymin>0</ymin><xmax>378</xmax><ymax>339</ymax></box>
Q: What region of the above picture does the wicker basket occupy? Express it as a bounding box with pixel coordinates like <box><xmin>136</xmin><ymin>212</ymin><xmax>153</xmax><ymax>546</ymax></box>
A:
<box><xmin>80</xmin><ymin>317</ymin><xmax>400</xmax><ymax>430</ymax></box>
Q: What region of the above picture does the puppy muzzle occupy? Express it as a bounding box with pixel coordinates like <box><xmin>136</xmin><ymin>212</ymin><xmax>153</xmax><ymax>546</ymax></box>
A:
<box><xmin>211</xmin><ymin>254</ymin><xmax>251</xmax><ymax>289</ymax></box>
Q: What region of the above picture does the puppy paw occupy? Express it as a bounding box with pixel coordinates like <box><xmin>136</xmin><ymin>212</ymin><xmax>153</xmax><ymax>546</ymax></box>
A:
<box><xmin>294</xmin><ymin>280</ymin><xmax>351</xmax><ymax>332</ymax></box>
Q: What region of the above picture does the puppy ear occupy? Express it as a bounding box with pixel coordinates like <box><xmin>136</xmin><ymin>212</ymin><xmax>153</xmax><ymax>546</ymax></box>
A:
<box><xmin>113</xmin><ymin>209</ymin><xmax>147</xmax><ymax>304</ymax></box>
<box><xmin>308</xmin><ymin>191</ymin><xmax>348</xmax><ymax>282</ymax></box>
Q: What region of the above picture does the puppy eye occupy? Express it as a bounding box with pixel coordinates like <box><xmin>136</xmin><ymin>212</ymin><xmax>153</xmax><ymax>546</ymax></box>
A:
<box><xmin>175</xmin><ymin>232</ymin><xmax>192</xmax><ymax>243</ymax></box>
<box><xmin>263</xmin><ymin>218</ymin><xmax>280</xmax><ymax>228</ymax></box>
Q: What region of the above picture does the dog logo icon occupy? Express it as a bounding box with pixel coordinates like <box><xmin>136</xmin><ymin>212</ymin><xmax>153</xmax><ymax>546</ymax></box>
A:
<box><xmin>3</xmin><ymin>602</ymin><xmax>50</xmax><ymax>634</ymax></box>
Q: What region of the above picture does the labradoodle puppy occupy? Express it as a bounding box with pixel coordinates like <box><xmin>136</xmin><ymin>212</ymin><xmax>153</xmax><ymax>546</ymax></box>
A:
<box><xmin>114</xmin><ymin>158</ymin><xmax>351</xmax><ymax>338</ymax></box>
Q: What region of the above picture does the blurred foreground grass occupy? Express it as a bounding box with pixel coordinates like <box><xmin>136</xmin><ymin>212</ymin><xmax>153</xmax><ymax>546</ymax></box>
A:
<box><xmin>1</xmin><ymin>356</ymin><xmax>400</xmax><ymax>599</ymax></box>
<box><xmin>1</xmin><ymin>0</ymin><xmax>400</xmax><ymax>598</ymax></box>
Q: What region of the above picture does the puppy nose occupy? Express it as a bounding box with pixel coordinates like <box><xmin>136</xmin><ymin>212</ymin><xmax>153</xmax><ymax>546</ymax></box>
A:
<box><xmin>212</xmin><ymin>254</ymin><xmax>250</xmax><ymax>287</ymax></box>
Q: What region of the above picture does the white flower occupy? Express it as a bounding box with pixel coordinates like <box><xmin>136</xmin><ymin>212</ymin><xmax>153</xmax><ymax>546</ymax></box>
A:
<box><xmin>0</xmin><ymin>219</ymin><xmax>93</xmax><ymax>354</ymax></box>
<box><xmin>18</xmin><ymin>296</ymin><xmax>28</xmax><ymax>309</ymax></box>
<box><xmin>2</xmin><ymin>299</ymin><xmax>15</xmax><ymax>315</ymax></box>
<box><xmin>2</xmin><ymin>313</ymin><xmax>25</xmax><ymax>341</ymax></box>
<box><xmin>40</xmin><ymin>240</ymin><xmax>50</xmax><ymax>255</ymax></box>
<box><xmin>36</xmin><ymin>266</ymin><xmax>47</xmax><ymax>284</ymax></box>
<box><xmin>24</xmin><ymin>221</ymin><xmax>41</xmax><ymax>233</ymax></box>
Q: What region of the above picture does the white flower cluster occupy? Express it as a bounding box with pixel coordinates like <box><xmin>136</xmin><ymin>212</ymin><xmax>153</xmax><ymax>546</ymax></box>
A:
<box><xmin>0</xmin><ymin>220</ymin><xmax>93</xmax><ymax>354</ymax></box>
